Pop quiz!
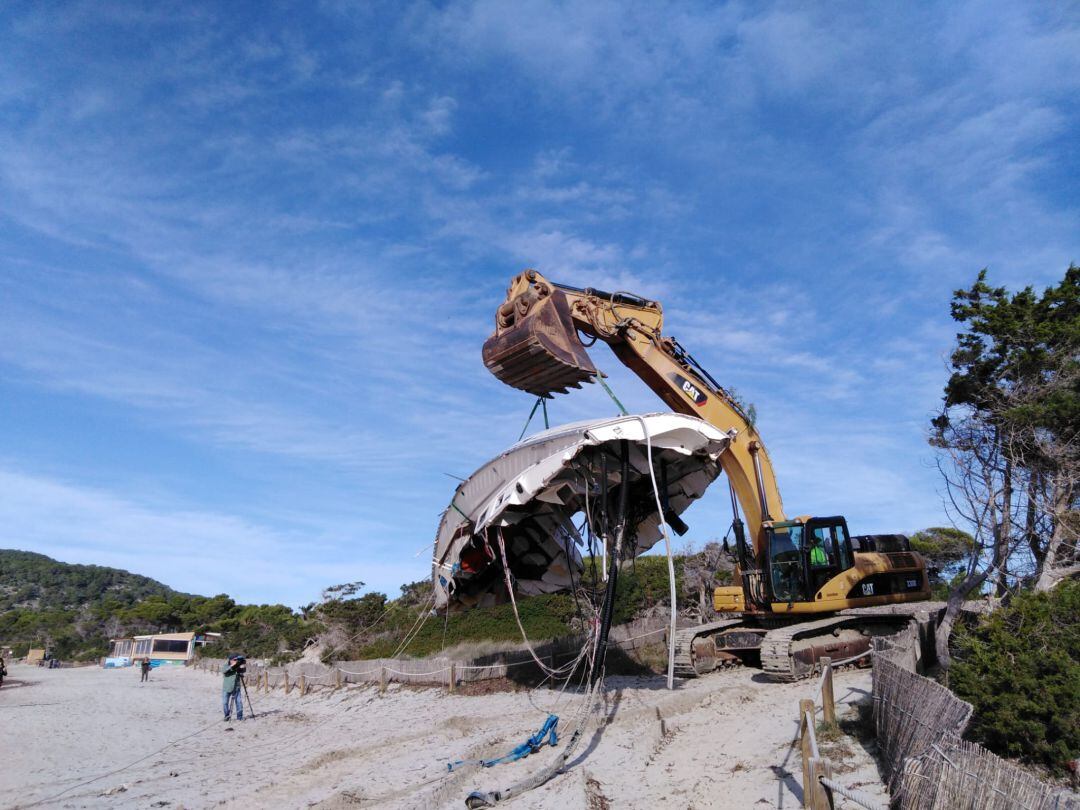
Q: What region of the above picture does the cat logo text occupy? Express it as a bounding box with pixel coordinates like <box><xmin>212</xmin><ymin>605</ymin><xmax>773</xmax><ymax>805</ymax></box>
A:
<box><xmin>671</xmin><ymin>373</ymin><xmax>707</xmax><ymax>407</ymax></box>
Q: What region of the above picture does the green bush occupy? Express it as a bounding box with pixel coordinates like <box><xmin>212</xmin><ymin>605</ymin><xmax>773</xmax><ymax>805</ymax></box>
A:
<box><xmin>578</xmin><ymin>554</ymin><xmax>684</xmax><ymax>625</ymax></box>
<box><xmin>949</xmin><ymin>581</ymin><xmax>1080</xmax><ymax>774</ymax></box>
<box><xmin>352</xmin><ymin>592</ymin><xmax>579</xmax><ymax>659</ymax></box>
<box><xmin>346</xmin><ymin>555</ymin><xmax>688</xmax><ymax>660</ymax></box>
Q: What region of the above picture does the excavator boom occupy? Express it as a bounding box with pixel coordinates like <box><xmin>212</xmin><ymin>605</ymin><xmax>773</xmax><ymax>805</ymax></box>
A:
<box><xmin>483</xmin><ymin>269</ymin><xmax>784</xmax><ymax>564</ymax></box>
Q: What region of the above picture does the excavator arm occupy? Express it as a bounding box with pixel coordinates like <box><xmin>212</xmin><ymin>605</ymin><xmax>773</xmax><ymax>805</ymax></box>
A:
<box><xmin>482</xmin><ymin>269</ymin><xmax>785</xmax><ymax>563</ymax></box>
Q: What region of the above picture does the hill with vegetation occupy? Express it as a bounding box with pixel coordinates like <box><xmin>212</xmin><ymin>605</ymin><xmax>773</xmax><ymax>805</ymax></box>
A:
<box><xmin>0</xmin><ymin>549</ymin><xmax>182</xmax><ymax>612</ymax></box>
<box><xmin>0</xmin><ymin>545</ymin><xmax>730</xmax><ymax>664</ymax></box>
<box><xmin>0</xmin><ymin>549</ymin><xmax>310</xmax><ymax>662</ymax></box>
<box><xmin>1</xmin><ymin>549</ymin><xmax>181</xmax><ymax>659</ymax></box>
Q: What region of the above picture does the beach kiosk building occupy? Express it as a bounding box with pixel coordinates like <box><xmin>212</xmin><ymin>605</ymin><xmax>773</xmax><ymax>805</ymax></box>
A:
<box><xmin>108</xmin><ymin>632</ymin><xmax>220</xmax><ymax>667</ymax></box>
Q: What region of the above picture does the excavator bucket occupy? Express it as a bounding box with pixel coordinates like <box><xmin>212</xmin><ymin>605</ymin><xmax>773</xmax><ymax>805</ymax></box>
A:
<box><xmin>482</xmin><ymin>271</ymin><xmax>597</xmax><ymax>396</ymax></box>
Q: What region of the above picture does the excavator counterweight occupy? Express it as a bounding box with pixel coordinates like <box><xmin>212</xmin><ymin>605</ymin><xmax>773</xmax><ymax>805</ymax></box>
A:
<box><xmin>482</xmin><ymin>272</ymin><xmax>597</xmax><ymax>396</ymax></box>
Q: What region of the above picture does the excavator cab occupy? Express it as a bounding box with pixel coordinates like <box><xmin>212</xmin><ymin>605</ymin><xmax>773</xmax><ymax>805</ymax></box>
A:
<box><xmin>765</xmin><ymin>517</ymin><xmax>854</xmax><ymax>604</ymax></box>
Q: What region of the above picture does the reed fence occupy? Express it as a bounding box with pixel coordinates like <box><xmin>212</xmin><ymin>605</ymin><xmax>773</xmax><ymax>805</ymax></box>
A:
<box><xmin>871</xmin><ymin>635</ymin><xmax>1077</xmax><ymax>810</ymax></box>
<box><xmin>789</xmin><ymin>622</ymin><xmax>1076</xmax><ymax>810</ymax></box>
<box><xmin>871</xmin><ymin>638</ymin><xmax>973</xmax><ymax>794</ymax></box>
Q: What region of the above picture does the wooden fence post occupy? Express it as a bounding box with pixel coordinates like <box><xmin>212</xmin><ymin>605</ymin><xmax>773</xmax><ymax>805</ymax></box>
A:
<box><xmin>299</xmin><ymin>674</ymin><xmax>307</xmax><ymax>696</ymax></box>
<box><xmin>448</xmin><ymin>663</ymin><xmax>456</xmax><ymax>694</ymax></box>
<box><xmin>284</xmin><ymin>671</ymin><xmax>291</xmax><ymax>694</ymax></box>
<box><xmin>820</xmin><ymin>657</ymin><xmax>836</xmax><ymax>729</ymax></box>
<box><xmin>808</xmin><ymin>757</ymin><xmax>833</xmax><ymax>810</ymax></box>
<box><xmin>799</xmin><ymin>698</ymin><xmax>815</xmax><ymax>809</ymax></box>
<box><xmin>335</xmin><ymin>668</ymin><xmax>343</xmax><ymax>689</ymax></box>
<box><xmin>379</xmin><ymin>666</ymin><xmax>387</xmax><ymax>695</ymax></box>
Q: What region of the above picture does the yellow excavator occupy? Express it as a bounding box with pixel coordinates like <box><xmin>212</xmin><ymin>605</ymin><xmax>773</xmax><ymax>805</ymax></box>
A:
<box><xmin>482</xmin><ymin>270</ymin><xmax>932</xmax><ymax>680</ymax></box>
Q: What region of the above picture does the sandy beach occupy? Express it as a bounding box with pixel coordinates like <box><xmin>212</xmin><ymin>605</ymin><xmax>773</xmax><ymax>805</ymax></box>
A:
<box><xmin>1</xmin><ymin>662</ymin><xmax>887</xmax><ymax>809</ymax></box>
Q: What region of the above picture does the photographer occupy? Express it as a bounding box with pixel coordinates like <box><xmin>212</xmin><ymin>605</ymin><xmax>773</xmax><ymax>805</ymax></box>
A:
<box><xmin>222</xmin><ymin>654</ymin><xmax>246</xmax><ymax>722</ymax></box>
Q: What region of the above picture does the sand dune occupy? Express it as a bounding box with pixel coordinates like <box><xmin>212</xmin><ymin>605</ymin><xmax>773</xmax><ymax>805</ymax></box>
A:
<box><xmin>0</xmin><ymin>662</ymin><xmax>886</xmax><ymax>809</ymax></box>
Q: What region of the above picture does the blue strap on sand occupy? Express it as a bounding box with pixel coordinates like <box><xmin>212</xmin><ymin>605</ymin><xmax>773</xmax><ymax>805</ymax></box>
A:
<box><xmin>448</xmin><ymin>714</ymin><xmax>559</xmax><ymax>772</ymax></box>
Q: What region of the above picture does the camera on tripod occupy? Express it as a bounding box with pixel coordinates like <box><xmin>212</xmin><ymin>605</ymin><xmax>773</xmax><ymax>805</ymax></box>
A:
<box><xmin>230</xmin><ymin>654</ymin><xmax>248</xmax><ymax>676</ymax></box>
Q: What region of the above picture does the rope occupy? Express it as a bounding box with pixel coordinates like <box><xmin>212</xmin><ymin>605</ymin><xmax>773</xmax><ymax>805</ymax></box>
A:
<box><xmin>814</xmin><ymin>663</ymin><xmax>831</xmax><ymax>698</ymax></box>
<box><xmin>26</xmin><ymin>670</ymin><xmax>395</xmax><ymax>803</ymax></box>
<box><xmin>320</xmin><ymin>600</ymin><xmax>397</xmax><ymax>661</ymax></box>
<box><xmin>465</xmin><ymin>675</ymin><xmax>605</xmax><ymax>806</ymax></box>
<box><xmin>494</xmin><ymin>527</ymin><xmax>570</xmax><ymax>678</ymax></box>
<box><xmin>831</xmin><ymin>648</ymin><xmax>872</xmax><ymax>667</ymax></box>
<box><xmin>385</xmin><ymin>666</ymin><xmax>450</xmax><ymax>676</ymax></box>
<box><xmin>336</xmin><ymin>666</ymin><xmax>382</xmax><ymax>676</ymax></box>
<box><xmin>804</xmin><ymin>710</ymin><xmax>819</xmax><ymax>759</ymax></box>
<box><xmin>525</xmin><ymin>641</ymin><xmax>595</xmax><ymax>716</ymax></box>
<box><xmin>518</xmin><ymin>397</ymin><xmax>545</xmax><ymax>441</ymax></box>
<box><xmin>596</xmin><ymin>372</ymin><xmax>628</xmax><ymax>415</ymax></box>
<box><xmin>388</xmin><ymin>592</ymin><xmax>437</xmax><ymax>659</ymax></box>
<box><xmin>819</xmin><ymin>776</ymin><xmax>887</xmax><ymax>810</ymax></box>
<box><xmin>21</xmin><ymin>717</ymin><xmax>219</xmax><ymax>807</ymax></box>
<box><xmin>612</xmin><ymin>626</ymin><xmax>667</xmax><ymax>644</ymax></box>
<box><xmin>621</xmin><ymin>414</ymin><xmax>678</xmax><ymax>689</ymax></box>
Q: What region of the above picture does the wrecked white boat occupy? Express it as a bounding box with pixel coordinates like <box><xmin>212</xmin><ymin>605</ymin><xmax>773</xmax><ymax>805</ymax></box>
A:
<box><xmin>432</xmin><ymin>413</ymin><xmax>733</xmax><ymax>611</ymax></box>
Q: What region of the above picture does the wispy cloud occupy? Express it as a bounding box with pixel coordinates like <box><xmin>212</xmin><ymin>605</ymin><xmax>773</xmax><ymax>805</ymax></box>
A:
<box><xmin>0</xmin><ymin>1</ymin><xmax>1075</xmax><ymax>602</ymax></box>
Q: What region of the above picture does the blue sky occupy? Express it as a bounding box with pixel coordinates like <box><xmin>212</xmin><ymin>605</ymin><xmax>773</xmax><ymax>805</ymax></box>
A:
<box><xmin>1</xmin><ymin>2</ymin><xmax>1077</xmax><ymax>607</ymax></box>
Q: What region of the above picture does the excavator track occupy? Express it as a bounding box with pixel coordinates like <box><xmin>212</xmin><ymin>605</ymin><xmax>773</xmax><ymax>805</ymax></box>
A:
<box><xmin>672</xmin><ymin>619</ymin><xmax>747</xmax><ymax>678</ymax></box>
<box><xmin>674</xmin><ymin>603</ymin><xmax>945</xmax><ymax>682</ymax></box>
<box><xmin>760</xmin><ymin>604</ymin><xmax>941</xmax><ymax>682</ymax></box>
<box><xmin>671</xmin><ymin>618</ymin><xmax>779</xmax><ymax>677</ymax></box>
<box><xmin>759</xmin><ymin>615</ymin><xmax>880</xmax><ymax>682</ymax></box>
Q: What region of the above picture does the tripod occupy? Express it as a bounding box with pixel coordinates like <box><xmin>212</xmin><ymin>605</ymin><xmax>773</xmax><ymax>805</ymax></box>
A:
<box><xmin>238</xmin><ymin>673</ymin><xmax>257</xmax><ymax>719</ymax></box>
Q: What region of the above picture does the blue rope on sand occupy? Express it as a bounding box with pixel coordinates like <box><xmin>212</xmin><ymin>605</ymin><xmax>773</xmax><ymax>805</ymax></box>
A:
<box><xmin>448</xmin><ymin>715</ymin><xmax>559</xmax><ymax>772</ymax></box>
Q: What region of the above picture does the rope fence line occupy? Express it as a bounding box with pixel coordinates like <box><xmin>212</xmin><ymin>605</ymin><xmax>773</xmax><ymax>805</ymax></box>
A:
<box><xmin>191</xmin><ymin>618</ymin><xmax>675</xmax><ymax>695</ymax></box>
<box><xmin>819</xmin><ymin>777</ymin><xmax>886</xmax><ymax>810</ymax></box>
<box><xmin>796</xmin><ymin>656</ymin><xmax>844</xmax><ymax>810</ymax></box>
<box><xmin>336</xmin><ymin>666</ymin><xmax>381</xmax><ymax>676</ymax></box>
